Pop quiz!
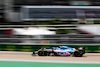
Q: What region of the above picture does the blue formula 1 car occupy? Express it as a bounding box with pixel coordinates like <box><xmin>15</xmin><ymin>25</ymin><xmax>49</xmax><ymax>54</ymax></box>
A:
<box><xmin>32</xmin><ymin>46</ymin><xmax>85</xmax><ymax>57</ymax></box>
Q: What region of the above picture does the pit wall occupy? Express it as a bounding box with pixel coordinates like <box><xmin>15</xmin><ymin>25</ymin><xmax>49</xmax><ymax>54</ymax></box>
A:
<box><xmin>0</xmin><ymin>44</ymin><xmax>100</xmax><ymax>53</ymax></box>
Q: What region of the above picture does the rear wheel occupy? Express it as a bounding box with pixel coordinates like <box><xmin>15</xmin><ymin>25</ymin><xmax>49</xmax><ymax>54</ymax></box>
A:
<box><xmin>80</xmin><ymin>54</ymin><xmax>83</xmax><ymax>57</ymax></box>
<box><xmin>73</xmin><ymin>51</ymin><xmax>80</xmax><ymax>57</ymax></box>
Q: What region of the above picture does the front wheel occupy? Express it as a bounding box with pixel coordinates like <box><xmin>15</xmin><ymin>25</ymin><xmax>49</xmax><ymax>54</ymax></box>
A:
<box><xmin>38</xmin><ymin>50</ymin><xmax>44</xmax><ymax>56</ymax></box>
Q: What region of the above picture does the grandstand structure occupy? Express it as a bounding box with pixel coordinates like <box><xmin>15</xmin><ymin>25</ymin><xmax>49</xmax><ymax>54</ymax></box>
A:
<box><xmin>0</xmin><ymin>0</ymin><xmax>4</xmax><ymax>21</ymax></box>
<box><xmin>21</xmin><ymin>6</ymin><xmax>100</xmax><ymax>23</ymax></box>
<box><xmin>4</xmin><ymin>0</ymin><xmax>100</xmax><ymax>23</ymax></box>
<box><xmin>0</xmin><ymin>0</ymin><xmax>100</xmax><ymax>45</ymax></box>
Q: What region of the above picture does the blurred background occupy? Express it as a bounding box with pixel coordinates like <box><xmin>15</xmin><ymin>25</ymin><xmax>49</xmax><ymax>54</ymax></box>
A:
<box><xmin>0</xmin><ymin>0</ymin><xmax>100</xmax><ymax>52</ymax></box>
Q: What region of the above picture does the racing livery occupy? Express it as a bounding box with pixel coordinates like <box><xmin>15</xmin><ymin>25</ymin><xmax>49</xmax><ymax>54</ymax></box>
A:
<box><xmin>32</xmin><ymin>46</ymin><xmax>85</xmax><ymax>57</ymax></box>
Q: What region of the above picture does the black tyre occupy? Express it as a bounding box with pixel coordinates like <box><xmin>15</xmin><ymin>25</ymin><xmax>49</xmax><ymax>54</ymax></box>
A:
<box><xmin>79</xmin><ymin>54</ymin><xmax>83</xmax><ymax>57</ymax></box>
<box><xmin>79</xmin><ymin>50</ymin><xmax>84</xmax><ymax>54</ymax></box>
<box><xmin>38</xmin><ymin>50</ymin><xmax>44</xmax><ymax>56</ymax></box>
<box><xmin>73</xmin><ymin>51</ymin><xmax>80</xmax><ymax>57</ymax></box>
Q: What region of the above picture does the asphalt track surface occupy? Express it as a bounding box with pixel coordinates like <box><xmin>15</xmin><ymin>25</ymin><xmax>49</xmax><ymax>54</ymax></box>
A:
<box><xmin>0</xmin><ymin>51</ymin><xmax>100</xmax><ymax>67</ymax></box>
<box><xmin>0</xmin><ymin>51</ymin><xmax>100</xmax><ymax>63</ymax></box>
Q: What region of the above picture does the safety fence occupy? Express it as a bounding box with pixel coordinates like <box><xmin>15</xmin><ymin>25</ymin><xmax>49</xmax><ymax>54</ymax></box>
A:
<box><xmin>0</xmin><ymin>35</ymin><xmax>100</xmax><ymax>44</ymax></box>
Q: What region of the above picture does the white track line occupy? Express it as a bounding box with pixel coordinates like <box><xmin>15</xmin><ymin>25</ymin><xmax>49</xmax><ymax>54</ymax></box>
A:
<box><xmin>0</xmin><ymin>59</ymin><xmax>100</xmax><ymax>64</ymax></box>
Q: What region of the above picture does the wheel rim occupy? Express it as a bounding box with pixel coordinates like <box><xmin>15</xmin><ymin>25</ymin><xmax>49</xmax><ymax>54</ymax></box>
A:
<box><xmin>73</xmin><ymin>51</ymin><xmax>80</xmax><ymax>57</ymax></box>
<box><xmin>38</xmin><ymin>51</ymin><xmax>44</xmax><ymax>56</ymax></box>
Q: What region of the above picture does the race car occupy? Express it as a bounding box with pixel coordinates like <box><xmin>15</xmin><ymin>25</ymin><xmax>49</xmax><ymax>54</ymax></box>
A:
<box><xmin>32</xmin><ymin>46</ymin><xmax>85</xmax><ymax>57</ymax></box>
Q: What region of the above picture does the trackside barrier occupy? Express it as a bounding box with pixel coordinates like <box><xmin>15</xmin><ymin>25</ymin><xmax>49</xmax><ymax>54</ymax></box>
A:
<box><xmin>0</xmin><ymin>44</ymin><xmax>100</xmax><ymax>53</ymax></box>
